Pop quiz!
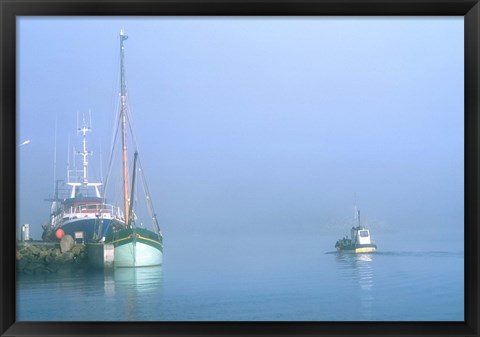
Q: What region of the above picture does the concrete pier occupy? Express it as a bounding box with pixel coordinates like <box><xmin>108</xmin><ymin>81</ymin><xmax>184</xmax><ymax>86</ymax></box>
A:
<box><xmin>16</xmin><ymin>240</ymin><xmax>116</xmax><ymax>274</ymax></box>
<box><xmin>86</xmin><ymin>243</ymin><xmax>114</xmax><ymax>269</ymax></box>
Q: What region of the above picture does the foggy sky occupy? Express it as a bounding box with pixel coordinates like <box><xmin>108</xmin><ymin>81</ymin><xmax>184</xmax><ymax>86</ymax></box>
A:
<box><xmin>17</xmin><ymin>17</ymin><xmax>464</xmax><ymax>252</ymax></box>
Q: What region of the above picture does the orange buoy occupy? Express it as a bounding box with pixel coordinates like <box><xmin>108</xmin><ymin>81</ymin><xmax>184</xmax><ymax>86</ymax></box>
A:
<box><xmin>55</xmin><ymin>228</ymin><xmax>65</xmax><ymax>239</ymax></box>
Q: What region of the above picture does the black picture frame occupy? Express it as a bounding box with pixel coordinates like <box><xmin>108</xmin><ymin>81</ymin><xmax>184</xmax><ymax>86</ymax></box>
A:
<box><xmin>1</xmin><ymin>1</ymin><xmax>478</xmax><ymax>336</ymax></box>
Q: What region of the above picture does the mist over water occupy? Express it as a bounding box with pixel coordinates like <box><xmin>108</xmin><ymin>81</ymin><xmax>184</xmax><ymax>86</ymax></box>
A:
<box><xmin>17</xmin><ymin>239</ymin><xmax>464</xmax><ymax>321</ymax></box>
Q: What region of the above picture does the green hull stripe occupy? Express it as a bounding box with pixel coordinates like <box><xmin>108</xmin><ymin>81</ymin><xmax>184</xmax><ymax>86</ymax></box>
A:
<box><xmin>112</xmin><ymin>237</ymin><xmax>163</xmax><ymax>251</ymax></box>
<box><xmin>107</xmin><ymin>228</ymin><xmax>163</xmax><ymax>252</ymax></box>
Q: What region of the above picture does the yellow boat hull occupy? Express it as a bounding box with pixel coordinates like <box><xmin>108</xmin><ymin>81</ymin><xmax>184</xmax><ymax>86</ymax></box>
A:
<box><xmin>336</xmin><ymin>246</ymin><xmax>377</xmax><ymax>253</ymax></box>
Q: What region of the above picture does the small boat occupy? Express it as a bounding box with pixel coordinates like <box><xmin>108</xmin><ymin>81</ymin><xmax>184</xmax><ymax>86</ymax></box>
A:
<box><xmin>335</xmin><ymin>210</ymin><xmax>377</xmax><ymax>253</ymax></box>
<box><xmin>41</xmin><ymin>113</ymin><xmax>123</xmax><ymax>243</ymax></box>
<box><xmin>104</xmin><ymin>29</ymin><xmax>163</xmax><ymax>267</ymax></box>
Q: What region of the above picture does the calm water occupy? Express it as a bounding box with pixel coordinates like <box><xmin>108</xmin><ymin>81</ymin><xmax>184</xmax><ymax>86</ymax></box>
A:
<box><xmin>16</xmin><ymin>235</ymin><xmax>464</xmax><ymax>321</ymax></box>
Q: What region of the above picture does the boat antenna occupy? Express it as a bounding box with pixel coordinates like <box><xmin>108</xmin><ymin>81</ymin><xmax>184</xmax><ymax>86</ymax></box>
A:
<box><xmin>357</xmin><ymin>209</ymin><xmax>361</xmax><ymax>228</ymax></box>
<box><xmin>119</xmin><ymin>28</ymin><xmax>130</xmax><ymax>224</ymax></box>
<box><xmin>53</xmin><ymin>113</ymin><xmax>58</xmax><ymax>195</ymax></box>
<box><xmin>99</xmin><ymin>140</ymin><xmax>103</xmax><ymax>184</ymax></box>
<box><xmin>67</xmin><ymin>135</ymin><xmax>70</xmax><ymax>182</ymax></box>
<box><xmin>77</xmin><ymin>111</ymin><xmax>92</xmax><ymax>185</ymax></box>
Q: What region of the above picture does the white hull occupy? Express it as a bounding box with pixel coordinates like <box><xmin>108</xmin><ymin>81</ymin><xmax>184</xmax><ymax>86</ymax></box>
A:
<box><xmin>114</xmin><ymin>241</ymin><xmax>163</xmax><ymax>267</ymax></box>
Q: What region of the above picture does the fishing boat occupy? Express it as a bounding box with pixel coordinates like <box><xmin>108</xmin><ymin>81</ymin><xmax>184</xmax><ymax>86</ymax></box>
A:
<box><xmin>335</xmin><ymin>210</ymin><xmax>377</xmax><ymax>253</ymax></box>
<box><xmin>104</xmin><ymin>29</ymin><xmax>163</xmax><ymax>267</ymax></box>
<box><xmin>42</xmin><ymin>113</ymin><xmax>124</xmax><ymax>243</ymax></box>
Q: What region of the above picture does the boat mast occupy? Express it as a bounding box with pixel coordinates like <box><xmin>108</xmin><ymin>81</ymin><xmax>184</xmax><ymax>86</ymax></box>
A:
<box><xmin>77</xmin><ymin>111</ymin><xmax>92</xmax><ymax>185</ymax></box>
<box><xmin>120</xmin><ymin>29</ymin><xmax>130</xmax><ymax>224</ymax></box>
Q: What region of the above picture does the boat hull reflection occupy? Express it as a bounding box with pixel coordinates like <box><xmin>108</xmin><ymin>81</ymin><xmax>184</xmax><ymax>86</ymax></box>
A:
<box><xmin>104</xmin><ymin>266</ymin><xmax>163</xmax><ymax>320</ymax></box>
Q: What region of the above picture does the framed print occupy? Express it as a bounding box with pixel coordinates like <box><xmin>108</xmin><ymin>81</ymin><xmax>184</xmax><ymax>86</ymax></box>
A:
<box><xmin>1</xmin><ymin>0</ymin><xmax>478</xmax><ymax>336</ymax></box>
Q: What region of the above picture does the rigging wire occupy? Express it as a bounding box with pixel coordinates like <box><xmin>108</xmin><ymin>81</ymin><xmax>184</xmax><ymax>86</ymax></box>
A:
<box><xmin>102</xmin><ymin>36</ymin><xmax>162</xmax><ymax>236</ymax></box>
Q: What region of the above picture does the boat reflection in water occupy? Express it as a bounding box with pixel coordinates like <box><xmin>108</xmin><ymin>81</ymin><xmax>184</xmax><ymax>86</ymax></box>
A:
<box><xmin>103</xmin><ymin>266</ymin><xmax>163</xmax><ymax>320</ymax></box>
<box><xmin>335</xmin><ymin>253</ymin><xmax>374</xmax><ymax>319</ymax></box>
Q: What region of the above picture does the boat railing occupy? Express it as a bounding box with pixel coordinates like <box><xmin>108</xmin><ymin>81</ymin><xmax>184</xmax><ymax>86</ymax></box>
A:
<box><xmin>50</xmin><ymin>213</ymin><xmax>64</xmax><ymax>228</ymax></box>
<box><xmin>62</xmin><ymin>203</ymin><xmax>124</xmax><ymax>220</ymax></box>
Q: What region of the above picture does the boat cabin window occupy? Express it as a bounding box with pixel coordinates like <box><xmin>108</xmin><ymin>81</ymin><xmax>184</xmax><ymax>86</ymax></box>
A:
<box><xmin>359</xmin><ymin>230</ymin><xmax>369</xmax><ymax>237</ymax></box>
